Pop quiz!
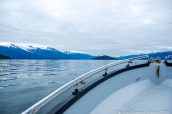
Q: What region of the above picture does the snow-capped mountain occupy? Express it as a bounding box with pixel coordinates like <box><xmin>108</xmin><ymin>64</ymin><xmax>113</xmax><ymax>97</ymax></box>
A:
<box><xmin>64</xmin><ymin>51</ymin><xmax>95</xmax><ymax>59</ymax></box>
<box><xmin>0</xmin><ymin>44</ymin><xmax>35</xmax><ymax>59</ymax></box>
<box><xmin>2</xmin><ymin>43</ymin><xmax>171</xmax><ymax>60</ymax></box>
<box><xmin>0</xmin><ymin>44</ymin><xmax>95</xmax><ymax>59</ymax></box>
<box><xmin>27</xmin><ymin>46</ymin><xmax>67</xmax><ymax>59</ymax></box>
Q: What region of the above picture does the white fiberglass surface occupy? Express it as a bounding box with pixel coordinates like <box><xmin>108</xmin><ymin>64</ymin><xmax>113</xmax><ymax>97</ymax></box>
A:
<box><xmin>91</xmin><ymin>79</ymin><xmax>172</xmax><ymax>114</ymax></box>
<box><xmin>64</xmin><ymin>64</ymin><xmax>172</xmax><ymax>114</ymax></box>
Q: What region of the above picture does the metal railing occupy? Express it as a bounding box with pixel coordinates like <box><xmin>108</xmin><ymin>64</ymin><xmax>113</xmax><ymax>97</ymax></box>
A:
<box><xmin>21</xmin><ymin>55</ymin><xmax>149</xmax><ymax>114</ymax></box>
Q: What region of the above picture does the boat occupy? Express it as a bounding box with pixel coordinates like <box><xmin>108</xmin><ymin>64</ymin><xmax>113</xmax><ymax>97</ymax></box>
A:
<box><xmin>21</xmin><ymin>55</ymin><xmax>172</xmax><ymax>114</ymax></box>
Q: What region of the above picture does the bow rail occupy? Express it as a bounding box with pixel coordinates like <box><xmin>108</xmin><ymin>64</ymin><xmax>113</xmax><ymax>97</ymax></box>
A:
<box><xmin>21</xmin><ymin>55</ymin><xmax>149</xmax><ymax>114</ymax></box>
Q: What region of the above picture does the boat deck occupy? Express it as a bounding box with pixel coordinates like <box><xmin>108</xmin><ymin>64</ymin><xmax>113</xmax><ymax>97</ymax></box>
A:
<box><xmin>21</xmin><ymin>60</ymin><xmax>172</xmax><ymax>114</ymax></box>
<box><xmin>64</xmin><ymin>64</ymin><xmax>172</xmax><ymax>114</ymax></box>
<box><xmin>91</xmin><ymin>79</ymin><xmax>172</xmax><ymax>114</ymax></box>
<box><xmin>123</xmin><ymin>84</ymin><xmax>172</xmax><ymax>112</ymax></box>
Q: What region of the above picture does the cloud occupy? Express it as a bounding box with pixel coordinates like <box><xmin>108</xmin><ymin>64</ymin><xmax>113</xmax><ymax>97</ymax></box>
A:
<box><xmin>0</xmin><ymin>0</ymin><xmax>172</xmax><ymax>56</ymax></box>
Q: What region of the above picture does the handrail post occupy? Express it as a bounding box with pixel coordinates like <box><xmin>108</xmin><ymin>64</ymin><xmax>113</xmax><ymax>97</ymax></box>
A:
<box><xmin>103</xmin><ymin>67</ymin><xmax>108</xmax><ymax>77</ymax></box>
<box><xmin>72</xmin><ymin>81</ymin><xmax>79</xmax><ymax>96</ymax></box>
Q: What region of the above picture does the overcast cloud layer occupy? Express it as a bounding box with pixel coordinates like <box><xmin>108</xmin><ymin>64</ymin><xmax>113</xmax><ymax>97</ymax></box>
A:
<box><xmin>0</xmin><ymin>0</ymin><xmax>172</xmax><ymax>56</ymax></box>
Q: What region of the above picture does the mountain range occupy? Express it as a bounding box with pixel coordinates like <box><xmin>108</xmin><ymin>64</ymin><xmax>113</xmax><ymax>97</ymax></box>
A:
<box><xmin>0</xmin><ymin>44</ymin><xmax>95</xmax><ymax>59</ymax></box>
<box><xmin>0</xmin><ymin>44</ymin><xmax>172</xmax><ymax>60</ymax></box>
<box><xmin>117</xmin><ymin>51</ymin><xmax>172</xmax><ymax>60</ymax></box>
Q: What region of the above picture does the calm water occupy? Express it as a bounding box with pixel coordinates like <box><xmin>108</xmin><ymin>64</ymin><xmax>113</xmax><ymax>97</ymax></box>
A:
<box><xmin>0</xmin><ymin>60</ymin><xmax>114</xmax><ymax>114</ymax></box>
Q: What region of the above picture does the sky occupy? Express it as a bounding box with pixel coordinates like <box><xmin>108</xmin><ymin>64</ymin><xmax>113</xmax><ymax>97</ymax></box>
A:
<box><xmin>0</xmin><ymin>0</ymin><xmax>172</xmax><ymax>56</ymax></box>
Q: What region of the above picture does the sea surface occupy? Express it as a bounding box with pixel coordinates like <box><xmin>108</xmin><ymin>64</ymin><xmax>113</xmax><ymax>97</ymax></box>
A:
<box><xmin>0</xmin><ymin>60</ymin><xmax>114</xmax><ymax>114</ymax></box>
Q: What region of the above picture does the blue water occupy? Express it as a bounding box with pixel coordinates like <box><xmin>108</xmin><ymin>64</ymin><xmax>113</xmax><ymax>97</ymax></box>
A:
<box><xmin>0</xmin><ymin>60</ymin><xmax>114</xmax><ymax>114</ymax></box>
